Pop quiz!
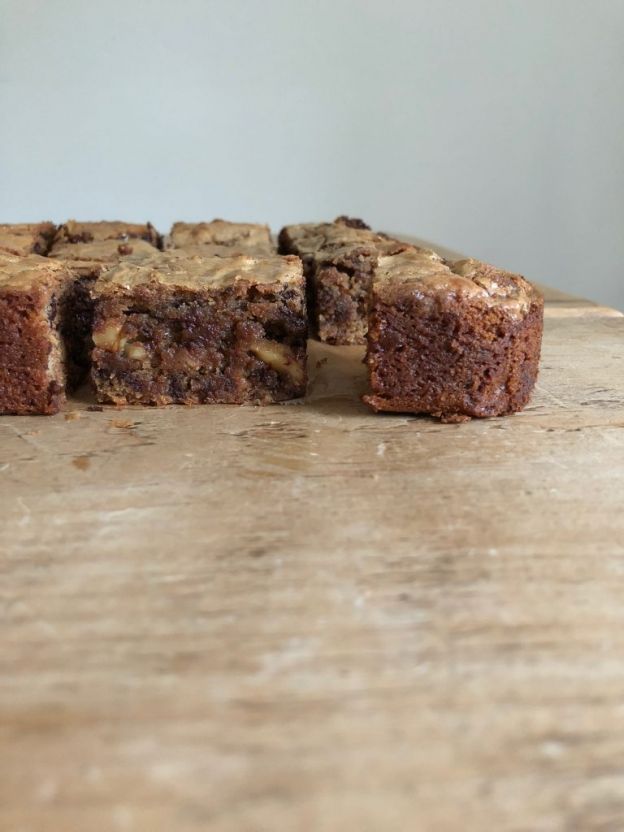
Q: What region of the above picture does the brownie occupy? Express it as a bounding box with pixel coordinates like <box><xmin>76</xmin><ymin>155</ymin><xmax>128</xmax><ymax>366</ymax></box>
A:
<box><xmin>0</xmin><ymin>222</ymin><xmax>56</xmax><ymax>256</ymax></box>
<box><xmin>165</xmin><ymin>220</ymin><xmax>274</xmax><ymax>256</ymax></box>
<box><xmin>0</xmin><ymin>254</ymin><xmax>74</xmax><ymax>414</ymax></box>
<box><xmin>278</xmin><ymin>216</ymin><xmax>410</xmax><ymax>344</ymax></box>
<box><xmin>53</xmin><ymin>220</ymin><xmax>161</xmax><ymax>247</ymax></box>
<box><xmin>90</xmin><ymin>252</ymin><xmax>307</xmax><ymax>406</ymax></box>
<box><xmin>363</xmin><ymin>251</ymin><xmax>544</xmax><ymax>421</ymax></box>
<box><xmin>48</xmin><ymin>239</ymin><xmax>161</xmax><ymax>384</ymax></box>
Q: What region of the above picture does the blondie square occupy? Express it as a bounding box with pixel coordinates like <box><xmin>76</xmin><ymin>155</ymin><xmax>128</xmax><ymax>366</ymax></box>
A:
<box><xmin>363</xmin><ymin>251</ymin><xmax>544</xmax><ymax>421</ymax></box>
<box><xmin>0</xmin><ymin>254</ymin><xmax>74</xmax><ymax>414</ymax></box>
<box><xmin>91</xmin><ymin>252</ymin><xmax>307</xmax><ymax>406</ymax></box>
<box><xmin>165</xmin><ymin>220</ymin><xmax>274</xmax><ymax>256</ymax></box>
<box><xmin>278</xmin><ymin>216</ymin><xmax>410</xmax><ymax>344</ymax></box>
<box><xmin>53</xmin><ymin>220</ymin><xmax>161</xmax><ymax>247</ymax></box>
<box><xmin>0</xmin><ymin>222</ymin><xmax>56</xmax><ymax>256</ymax></box>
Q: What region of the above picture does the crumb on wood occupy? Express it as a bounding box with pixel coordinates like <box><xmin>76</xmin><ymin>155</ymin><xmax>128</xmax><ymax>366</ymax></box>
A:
<box><xmin>315</xmin><ymin>357</ymin><xmax>329</xmax><ymax>369</ymax></box>
<box><xmin>437</xmin><ymin>412</ymin><xmax>472</xmax><ymax>424</ymax></box>
<box><xmin>109</xmin><ymin>419</ymin><xmax>136</xmax><ymax>430</ymax></box>
<box><xmin>64</xmin><ymin>411</ymin><xmax>81</xmax><ymax>421</ymax></box>
<box><xmin>72</xmin><ymin>455</ymin><xmax>90</xmax><ymax>471</ymax></box>
<box><xmin>86</xmin><ymin>405</ymin><xmax>104</xmax><ymax>413</ymax></box>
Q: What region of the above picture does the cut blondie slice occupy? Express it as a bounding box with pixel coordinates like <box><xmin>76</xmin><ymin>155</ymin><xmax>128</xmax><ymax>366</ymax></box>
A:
<box><xmin>0</xmin><ymin>254</ymin><xmax>74</xmax><ymax>414</ymax></box>
<box><xmin>48</xmin><ymin>239</ymin><xmax>160</xmax><ymax>385</ymax></box>
<box><xmin>91</xmin><ymin>252</ymin><xmax>307</xmax><ymax>406</ymax></box>
<box><xmin>363</xmin><ymin>251</ymin><xmax>544</xmax><ymax>421</ymax></box>
<box><xmin>278</xmin><ymin>216</ymin><xmax>411</xmax><ymax>344</ymax></box>
<box><xmin>165</xmin><ymin>220</ymin><xmax>274</xmax><ymax>256</ymax></box>
<box><xmin>0</xmin><ymin>222</ymin><xmax>56</xmax><ymax>256</ymax></box>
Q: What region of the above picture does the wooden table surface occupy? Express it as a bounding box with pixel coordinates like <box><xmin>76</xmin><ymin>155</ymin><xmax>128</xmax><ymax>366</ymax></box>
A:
<box><xmin>1</xmin><ymin>249</ymin><xmax>624</xmax><ymax>831</ymax></box>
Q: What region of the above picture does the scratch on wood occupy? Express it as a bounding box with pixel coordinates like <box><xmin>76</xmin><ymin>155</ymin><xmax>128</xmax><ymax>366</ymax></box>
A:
<box><xmin>0</xmin><ymin>424</ymin><xmax>46</xmax><ymax>452</ymax></box>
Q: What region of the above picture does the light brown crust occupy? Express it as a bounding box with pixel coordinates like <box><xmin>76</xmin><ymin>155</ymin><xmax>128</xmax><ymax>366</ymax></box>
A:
<box><xmin>53</xmin><ymin>220</ymin><xmax>161</xmax><ymax>247</ymax></box>
<box><xmin>48</xmin><ymin>238</ymin><xmax>160</xmax><ymax>277</ymax></box>
<box><xmin>93</xmin><ymin>252</ymin><xmax>303</xmax><ymax>293</ymax></box>
<box><xmin>166</xmin><ymin>220</ymin><xmax>274</xmax><ymax>256</ymax></box>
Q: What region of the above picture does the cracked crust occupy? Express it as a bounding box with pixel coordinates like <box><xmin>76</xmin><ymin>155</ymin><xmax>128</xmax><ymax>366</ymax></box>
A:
<box><xmin>53</xmin><ymin>220</ymin><xmax>161</xmax><ymax>248</ymax></box>
<box><xmin>0</xmin><ymin>222</ymin><xmax>56</xmax><ymax>256</ymax></box>
<box><xmin>165</xmin><ymin>220</ymin><xmax>274</xmax><ymax>256</ymax></box>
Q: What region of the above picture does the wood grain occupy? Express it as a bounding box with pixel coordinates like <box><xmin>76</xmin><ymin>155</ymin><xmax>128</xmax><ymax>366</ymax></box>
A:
<box><xmin>1</xmin><ymin>292</ymin><xmax>624</xmax><ymax>830</ymax></box>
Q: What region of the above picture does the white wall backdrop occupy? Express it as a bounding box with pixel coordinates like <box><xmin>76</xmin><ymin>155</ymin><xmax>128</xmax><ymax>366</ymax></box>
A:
<box><xmin>1</xmin><ymin>0</ymin><xmax>623</xmax><ymax>309</ymax></box>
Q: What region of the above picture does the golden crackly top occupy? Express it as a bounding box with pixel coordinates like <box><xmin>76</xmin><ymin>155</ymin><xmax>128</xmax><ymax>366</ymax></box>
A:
<box><xmin>167</xmin><ymin>220</ymin><xmax>273</xmax><ymax>254</ymax></box>
<box><xmin>49</xmin><ymin>239</ymin><xmax>159</xmax><ymax>264</ymax></box>
<box><xmin>93</xmin><ymin>252</ymin><xmax>303</xmax><ymax>295</ymax></box>
<box><xmin>0</xmin><ymin>252</ymin><xmax>71</xmax><ymax>291</ymax></box>
<box><xmin>0</xmin><ymin>222</ymin><xmax>55</xmax><ymax>255</ymax></box>
<box><xmin>165</xmin><ymin>242</ymin><xmax>276</xmax><ymax>259</ymax></box>
<box><xmin>282</xmin><ymin>219</ymin><xmax>393</xmax><ymax>257</ymax></box>
<box><xmin>54</xmin><ymin>220</ymin><xmax>160</xmax><ymax>245</ymax></box>
<box><xmin>375</xmin><ymin>251</ymin><xmax>540</xmax><ymax>317</ymax></box>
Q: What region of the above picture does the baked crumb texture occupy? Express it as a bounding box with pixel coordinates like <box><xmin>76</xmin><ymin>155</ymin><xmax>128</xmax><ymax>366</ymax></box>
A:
<box><xmin>0</xmin><ymin>254</ymin><xmax>75</xmax><ymax>414</ymax></box>
<box><xmin>363</xmin><ymin>252</ymin><xmax>544</xmax><ymax>421</ymax></box>
<box><xmin>90</xmin><ymin>252</ymin><xmax>307</xmax><ymax>406</ymax></box>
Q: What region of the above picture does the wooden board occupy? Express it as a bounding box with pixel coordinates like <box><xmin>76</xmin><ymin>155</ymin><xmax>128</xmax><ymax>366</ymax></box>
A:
<box><xmin>1</xmin><ymin>287</ymin><xmax>624</xmax><ymax>830</ymax></box>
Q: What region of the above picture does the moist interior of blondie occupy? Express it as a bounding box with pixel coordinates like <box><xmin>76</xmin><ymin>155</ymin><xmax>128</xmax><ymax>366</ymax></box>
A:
<box><xmin>91</xmin><ymin>253</ymin><xmax>307</xmax><ymax>405</ymax></box>
<box><xmin>0</xmin><ymin>254</ymin><xmax>73</xmax><ymax>413</ymax></box>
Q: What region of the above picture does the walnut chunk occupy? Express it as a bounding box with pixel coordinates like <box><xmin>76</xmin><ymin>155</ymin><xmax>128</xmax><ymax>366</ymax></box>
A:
<box><xmin>93</xmin><ymin>322</ymin><xmax>125</xmax><ymax>351</ymax></box>
<box><xmin>124</xmin><ymin>343</ymin><xmax>147</xmax><ymax>361</ymax></box>
<box><xmin>250</xmin><ymin>340</ymin><xmax>304</xmax><ymax>384</ymax></box>
<box><xmin>93</xmin><ymin>322</ymin><xmax>146</xmax><ymax>360</ymax></box>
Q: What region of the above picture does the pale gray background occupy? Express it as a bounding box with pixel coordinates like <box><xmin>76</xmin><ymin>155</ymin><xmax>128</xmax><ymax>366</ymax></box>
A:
<box><xmin>1</xmin><ymin>0</ymin><xmax>623</xmax><ymax>308</ymax></box>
